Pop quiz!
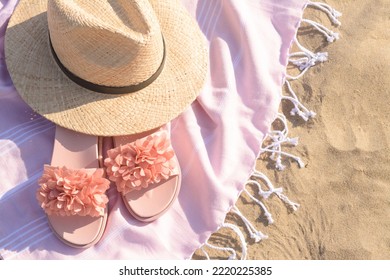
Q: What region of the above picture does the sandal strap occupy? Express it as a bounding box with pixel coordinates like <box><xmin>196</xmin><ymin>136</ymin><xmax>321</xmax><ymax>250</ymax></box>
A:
<box><xmin>104</xmin><ymin>130</ymin><xmax>179</xmax><ymax>195</ymax></box>
<box><xmin>37</xmin><ymin>165</ymin><xmax>110</xmax><ymax>217</ymax></box>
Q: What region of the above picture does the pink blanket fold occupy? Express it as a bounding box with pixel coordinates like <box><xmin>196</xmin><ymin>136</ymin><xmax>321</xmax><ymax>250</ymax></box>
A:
<box><xmin>0</xmin><ymin>0</ymin><xmax>306</xmax><ymax>259</ymax></box>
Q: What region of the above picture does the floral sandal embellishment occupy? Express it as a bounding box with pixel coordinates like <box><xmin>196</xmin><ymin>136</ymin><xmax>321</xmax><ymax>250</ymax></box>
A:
<box><xmin>104</xmin><ymin>131</ymin><xmax>179</xmax><ymax>195</ymax></box>
<box><xmin>37</xmin><ymin>165</ymin><xmax>110</xmax><ymax>217</ymax></box>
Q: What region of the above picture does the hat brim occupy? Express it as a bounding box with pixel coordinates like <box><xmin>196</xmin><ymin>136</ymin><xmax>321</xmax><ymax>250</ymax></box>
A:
<box><xmin>5</xmin><ymin>0</ymin><xmax>208</xmax><ymax>136</ymax></box>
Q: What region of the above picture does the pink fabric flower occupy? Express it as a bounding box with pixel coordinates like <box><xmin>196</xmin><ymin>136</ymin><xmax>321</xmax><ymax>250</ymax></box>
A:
<box><xmin>104</xmin><ymin>131</ymin><xmax>179</xmax><ymax>195</ymax></box>
<box><xmin>36</xmin><ymin>166</ymin><xmax>110</xmax><ymax>217</ymax></box>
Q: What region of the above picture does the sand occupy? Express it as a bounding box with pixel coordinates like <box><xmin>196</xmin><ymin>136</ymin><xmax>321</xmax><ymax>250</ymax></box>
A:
<box><xmin>193</xmin><ymin>0</ymin><xmax>390</xmax><ymax>260</ymax></box>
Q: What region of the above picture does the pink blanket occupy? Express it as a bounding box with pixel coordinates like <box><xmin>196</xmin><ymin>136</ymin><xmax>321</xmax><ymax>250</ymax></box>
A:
<box><xmin>0</xmin><ymin>0</ymin><xmax>306</xmax><ymax>259</ymax></box>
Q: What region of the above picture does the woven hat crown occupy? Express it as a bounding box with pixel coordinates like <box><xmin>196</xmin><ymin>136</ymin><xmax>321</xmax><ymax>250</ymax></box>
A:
<box><xmin>5</xmin><ymin>0</ymin><xmax>208</xmax><ymax>136</ymax></box>
<box><xmin>48</xmin><ymin>0</ymin><xmax>164</xmax><ymax>87</ymax></box>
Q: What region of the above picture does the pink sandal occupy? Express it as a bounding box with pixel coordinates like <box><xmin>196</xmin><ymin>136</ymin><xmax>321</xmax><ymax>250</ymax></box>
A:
<box><xmin>104</xmin><ymin>127</ymin><xmax>181</xmax><ymax>222</ymax></box>
<box><xmin>36</xmin><ymin>126</ymin><xmax>110</xmax><ymax>248</ymax></box>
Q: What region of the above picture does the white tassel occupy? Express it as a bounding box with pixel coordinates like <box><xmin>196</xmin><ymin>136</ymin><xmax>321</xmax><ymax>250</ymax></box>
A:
<box><xmin>276</xmin><ymin>193</ymin><xmax>300</xmax><ymax>212</ymax></box>
<box><xmin>251</xmin><ymin>171</ymin><xmax>300</xmax><ymax>212</ymax></box>
<box><xmin>302</xmin><ymin>18</ymin><xmax>340</xmax><ymax>42</ymax></box>
<box><xmin>287</xmin><ymin>37</ymin><xmax>328</xmax><ymax>80</ymax></box>
<box><xmin>222</xmin><ymin>223</ymin><xmax>248</xmax><ymax>260</ymax></box>
<box><xmin>200</xmin><ymin>247</ymin><xmax>211</xmax><ymax>260</ymax></box>
<box><xmin>231</xmin><ymin>205</ymin><xmax>268</xmax><ymax>242</ymax></box>
<box><xmin>260</xmin><ymin>113</ymin><xmax>306</xmax><ymax>169</ymax></box>
<box><xmin>287</xmin><ymin>2</ymin><xmax>341</xmax><ymax>79</ymax></box>
<box><xmin>281</xmin><ymin>1</ymin><xmax>342</xmax><ymax>168</ymax></box>
<box><xmin>284</xmin><ymin>79</ymin><xmax>316</xmax><ymax>122</ymax></box>
<box><xmin>204</xmin><ymin>241</ymin><xmax>238</xmax><ymax>260</ymax></box>
<box><xmin>243</xmin><ymin>184</ymin><xmax>274</xmax><ymax>224</ymax></box>
<box><xmin>307</xmin><ymin>1</ymin><xmax>342</xmax><ymax>26</ymax></box>
<box><xmin>203</xmin><ymin>223</ymin><xmax>248</xmax><ymax>260</ymax></box>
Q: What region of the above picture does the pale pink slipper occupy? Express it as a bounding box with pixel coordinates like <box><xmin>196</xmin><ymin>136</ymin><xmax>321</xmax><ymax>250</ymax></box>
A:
<box><xmin>36</xmin><ymin>126</ymin><xmax>110</xmax><ymax>248</ymax></box>
<box><xmin>104</xmin><ymin>127</ymin><xmax>181</xmax><ymax>222</ymax></box>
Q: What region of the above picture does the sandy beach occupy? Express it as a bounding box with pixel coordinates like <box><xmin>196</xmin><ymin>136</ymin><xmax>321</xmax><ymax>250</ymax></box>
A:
<box><xmin>194</xmin><ymin>0</ymin><xmax>390</xmax><ymax>260</ymax></box>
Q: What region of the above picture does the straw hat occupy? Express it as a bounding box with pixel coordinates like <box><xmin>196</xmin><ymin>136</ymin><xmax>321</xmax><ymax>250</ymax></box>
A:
<box><xmin>5</xmin><ymin>0</ymin><xmax>208</xmax><ymax>136</ymax></box>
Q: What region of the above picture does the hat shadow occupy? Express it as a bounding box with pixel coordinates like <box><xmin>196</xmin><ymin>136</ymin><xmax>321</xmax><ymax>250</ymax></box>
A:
<box><xmin>0</xmin><ymin>163</ymin><xmax>125</xmax><ymax>259</ymax></box>
<box><xmin>0</xmin><ymin>113</ymin><xmax>81</xmax><ymax>257</ymax></box>
<box><xmin>0</xmin><ymin>182</ymin><xmax>92</xmax><ymax>258</ymax></box>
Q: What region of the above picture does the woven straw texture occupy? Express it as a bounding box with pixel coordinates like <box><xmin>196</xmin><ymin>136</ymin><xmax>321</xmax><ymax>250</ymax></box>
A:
<box><xmin>5</xmin><ymin>0</ymin><xmax>208</xmax><ymax>136</ymax></box>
